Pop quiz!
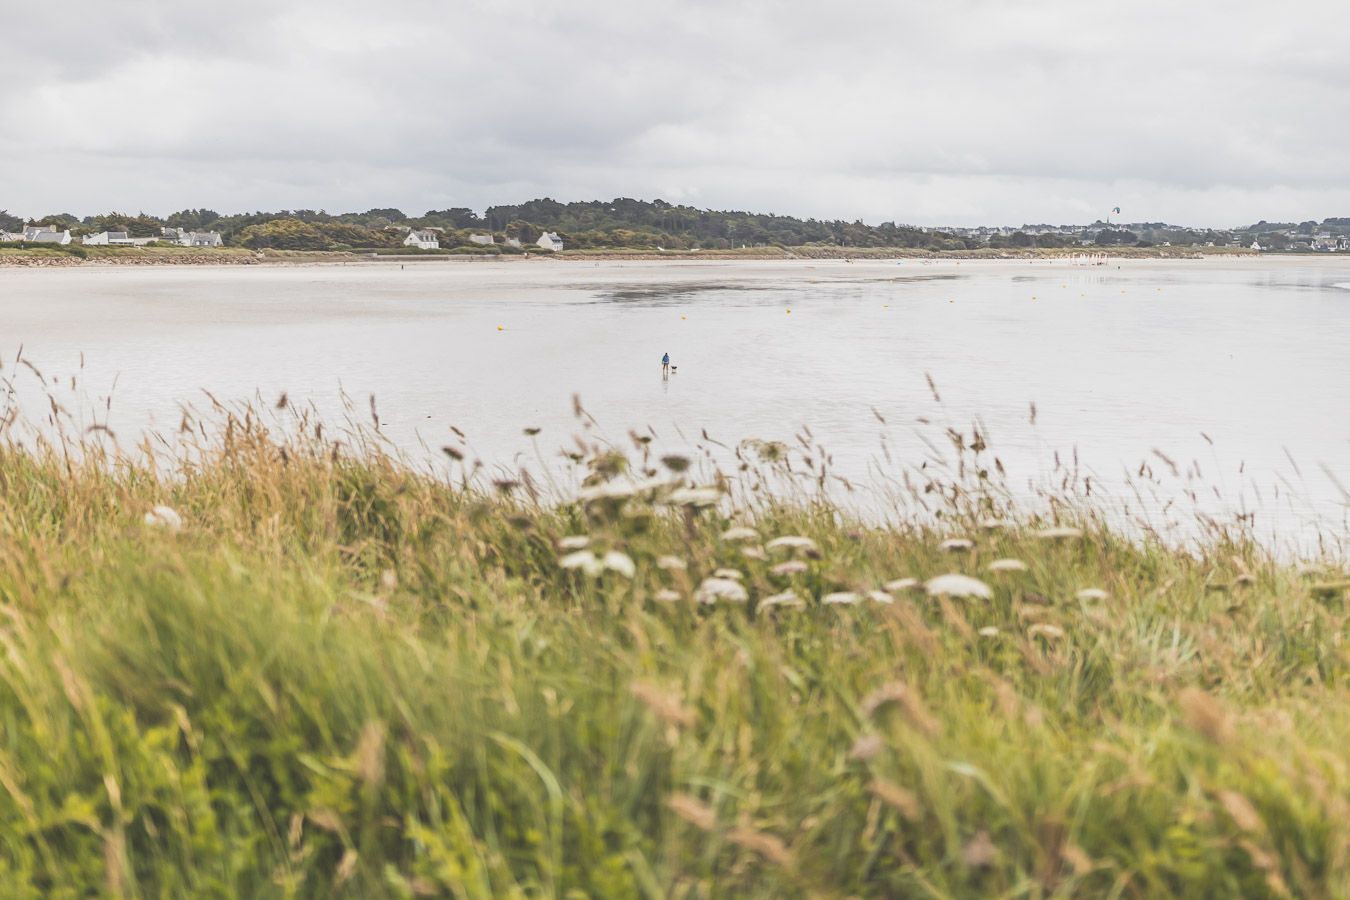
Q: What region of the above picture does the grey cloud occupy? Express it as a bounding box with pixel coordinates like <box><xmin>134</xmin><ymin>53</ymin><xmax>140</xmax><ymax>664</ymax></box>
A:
<box><xmin>2</xmin><ymin>0</ymin><xmax>1348</xmax><ymax>225</ymax></box>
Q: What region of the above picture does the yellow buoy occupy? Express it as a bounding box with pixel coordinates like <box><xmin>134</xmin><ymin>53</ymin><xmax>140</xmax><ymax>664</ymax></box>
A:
<box><xmin>497</xmin><ymin>325</ymin><xmax>504</xmax><ymax>331</ymax></box>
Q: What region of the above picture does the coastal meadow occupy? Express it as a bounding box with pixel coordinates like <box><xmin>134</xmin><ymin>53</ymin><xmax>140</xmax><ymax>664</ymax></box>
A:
<box><xmin>0</xmin><ymin>398</ymin><xmax>1345</xmax><ymax>897</ymax></box>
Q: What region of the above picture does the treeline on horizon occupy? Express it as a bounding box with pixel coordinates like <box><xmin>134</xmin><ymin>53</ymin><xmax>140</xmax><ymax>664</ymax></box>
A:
<box><xmin>3</xmin><ymin>201</ymin><xmax>1349</xmax><ymax>253</ymax></box>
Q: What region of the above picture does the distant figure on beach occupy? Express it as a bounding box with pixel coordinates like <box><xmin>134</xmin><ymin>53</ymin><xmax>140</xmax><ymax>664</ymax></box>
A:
<box><xmin>661</xmin><ymin>352</ymin><xmax>670</xmax><ymax>375</ymax></box>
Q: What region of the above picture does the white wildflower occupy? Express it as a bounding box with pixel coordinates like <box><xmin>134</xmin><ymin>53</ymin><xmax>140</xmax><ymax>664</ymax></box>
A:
<box><xmin>559</xmin><ymin>550</ymin><xmax>603</xmax><ymax>577</ymax></box>
<box><xmin>721</xmin><ymin>526</ymin><xmax>760</xmax><ymax>542</ymax></box>
<box><xmin>883</xmin><ymin>577</ymin><xmax>920</xmax><ymax>593</ymax></box>
<box><xmin>741</xmin><ymin>545</ymin><xmax>767</xmax><ymax>561</ymax></box>
<box><xmin>603</xmin><ymin>551</ymin><xmax>636</xmax><ymax>578</ymax></box>
<box><xmin>766</xmin><ymin>535</ymin><xmax>817</xmax><ymax>554</ymax></box>
<box><xmin>924</xmin><ymin>574</ymin><xmax>993</xmax><ymax>600</ymax></box>
<box><xmin>144</xmin><ymin>505</ymin><xmax>183</xmax><ymax>532</ymax></box>
<box><xmin>656</xmin><ymin>555</ymin><xmax>687</xmax><ymax>570</ymax></box>
<box><xmin>713</xmin><ymin>568</ymin><xmax>743</xmax><ymax>581</ymax></box>
<box><xmin>771</xmin><ymin>560</ymin><xmax>809</xmax><ymax>577</ymax></box>
<box><xmin>867</xmin><ymin>590</ymin><xmax>895</xmax><ymax>605</ymax></box>
<box><xmin>667</xmin><ymin>487</ymin><xmax>722</xmax><ymax>508</ymax></box>
<box><xmin>695</xmin><ymin>577</ymin><xmax>749</xmax><ymax>605</ymax></box>
<box><xmin>653</xmin><ymin>588</ymin><xmax>682</xmax><ymax>603</ymax></box>
<box><xmin>1028</xmin><ymin>623</ymin><xmax>1065</xmax><ymax>639</ymax></box>
<box><xmin>988</xmin><ymin>558</ymin><xmax>1028</xmax><ymax>574</ymax></box>
<box><xmin>823</xmin><ymin>591</ymin><xmax>862</xmax><ymax>605</ymax></box>
<box><xmin>557</xmin><ymin>535</ymin><xmax>590</xmax><ymax>550</ymax></box>
<box><xmin>977</xmin><ymin>626</ymin><xmax>1000</xmax><ymax>637</ymax></box>
<box><xmin>940</xmin><ymin>538</ymin><xmax>974</xmax><ymax>552</ymax></box>
<box><xmin>759</xmin><ymin>590</ymin><xmax>805</xmax><ymax>609</ymax></box>
<box><xmin>1075</xmin><ymin>587</ymin><xmax>1109</xmax><ymax>601</ymax></box>
<box><xmin>1035</xmin><ymin>526</ymin><xmax>1083</xmax><ymax>540</ymax></box>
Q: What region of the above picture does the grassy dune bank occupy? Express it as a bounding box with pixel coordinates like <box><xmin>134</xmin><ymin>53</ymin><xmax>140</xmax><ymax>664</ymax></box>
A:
<box><xmin>0</xmin><ymin>413</ymin><xmax>1346</xmax><ymax>897</ymax></box>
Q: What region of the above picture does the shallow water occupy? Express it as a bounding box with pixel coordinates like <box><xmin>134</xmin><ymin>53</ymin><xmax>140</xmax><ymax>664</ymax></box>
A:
<box><xmin>3</xmin><ymin>256</ymin><xmax>1350</xmax><ymax>545</ymax></box>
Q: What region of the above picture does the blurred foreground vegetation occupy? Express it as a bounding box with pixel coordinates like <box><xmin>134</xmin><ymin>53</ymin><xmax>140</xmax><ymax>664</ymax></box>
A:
<box><xmin>0</xmin><ymin>408</ymin><xmax>1347</xmax><ymax>897</ymax></box>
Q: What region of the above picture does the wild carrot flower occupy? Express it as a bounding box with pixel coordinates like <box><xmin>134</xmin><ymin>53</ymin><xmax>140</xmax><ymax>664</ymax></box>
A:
<box><xmin>144</xmin><ymin>505</ymin><xmax>183</xmax><ymax>531</ymax></box>
<box><xmin>721</xmin><ymin>526</ymin><xmax>759</xmax><ymax>542</ymax></box>
<box><xmin>1075</xmin><ymin>587</ymin><xmax>1108</xmax><ymax>601</ymax></box>
<box><xmin>557</xmin><ymin>535</ymin><xmax>590</xmax><ymax>550</ymax></box>
<box><xmin>823</xmin><ymin>592</ymin><xmax>861</xmax><ymax>605</ymax></box>
<box><xmin>771</xmin><ymin>560</ymin><xmax>809</xmax><ymax>577</ymax></box>
<box><xmin>884</xmin><ymin>577</ymin><xmax>920</xmax><ymax>592</ymax></box>
<box><xmin>988</xmin><ymin>558</ymin><xmax>1027</xmax><ymax>574</ymax></box>
<box><xmin>560</xmin><ymin>550</ymin><xmax>603</xmax><ymax>577</ymax></box>
<box><xmin>759</xmin><ymin>590</ymin><xmax>804</xmax><ymax>609</ymax></box>
<box><xmin>657</xmin><ymin>555</ymin><xmax>687</xmax><ymax>570</ymax></box>
<box><xmin>603</xmin><ymin>551</ymin><xmax>636</xmax><ymax>578</ymax></box>
<box><xmin>1035</xmin><ymin>526</ymin><xmax>1083</xmax><ymax>540</ymax></box>
<box><xmin>696</xmin><ymin>577</ymin><xmax>748</xmax><ymax>604</ymax></box>
<box><xmin>924</xmin><ymin>574</ymin><xmax>992</xmax><ymax>600</ymax></box>
<box><xmin>668</xmin><ymin>487</ymin><xmax>721</xmax><ymax>508</ymax></box>
<box><xmin>766</xmin><ymin>535</ymin><xmax>817</xmax><ymax>554</ymax></box>
<box><xmin>941</xmin><ymin>538</ymin><xmax>974</xmax><ymax>552</ymax></box>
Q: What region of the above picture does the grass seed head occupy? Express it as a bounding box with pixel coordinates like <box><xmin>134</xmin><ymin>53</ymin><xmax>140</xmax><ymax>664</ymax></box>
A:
<box><xmin>667</xmin><ymin>793</ymin><xmax>717</xmax><ymax>831</ymax></box>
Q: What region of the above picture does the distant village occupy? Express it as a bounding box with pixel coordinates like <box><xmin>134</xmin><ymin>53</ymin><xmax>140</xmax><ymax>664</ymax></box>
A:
<box><xmin>2</xmin><ymin>202</ymin><xmax>1348</xmax><ymax>255</ymax></box>
<box><xmin>0</xmin><ymin>222</ymin><xmax>565</xmax><ymax>253</ymax></box>
<box><xmin>927</xmin><ymin>219</ymin><xmax>1350</xmax><ymax>253</ymax></box>
<box><xmin>0</xmin><ymin>224</ymin><xmax>225</xmax><ymax>247</ymax></box>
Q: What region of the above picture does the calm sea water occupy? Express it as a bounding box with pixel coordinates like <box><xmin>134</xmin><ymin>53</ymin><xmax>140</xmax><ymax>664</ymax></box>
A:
<box><xmin>3</xmin><ymin>257</ymin><xmax>1350</xmax><ymax>544</ymax></box>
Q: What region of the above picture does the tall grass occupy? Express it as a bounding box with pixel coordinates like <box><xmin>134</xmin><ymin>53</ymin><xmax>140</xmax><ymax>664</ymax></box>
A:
<box><xmin>0</xmin><ymin>402</ymin><xmax>1346</xmax><ymax>897</ymax></box>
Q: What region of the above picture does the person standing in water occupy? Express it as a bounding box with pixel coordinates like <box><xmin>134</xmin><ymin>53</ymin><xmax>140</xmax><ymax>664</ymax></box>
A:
<box><xmin>661</xmin><ymin>352</ymin><xmax>670</xmax><ymax>375</ymax></box>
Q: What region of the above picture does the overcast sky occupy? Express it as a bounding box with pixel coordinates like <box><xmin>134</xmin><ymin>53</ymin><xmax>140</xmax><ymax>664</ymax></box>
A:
<box><xmin>3</xmin><ymin>0</ymin><xmax>1349</xmax><ymax>227</ymax></box>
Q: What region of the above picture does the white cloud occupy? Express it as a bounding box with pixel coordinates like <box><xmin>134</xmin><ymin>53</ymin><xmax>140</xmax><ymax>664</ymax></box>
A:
<box><xmin>2</xmin><ymin>0</ymin><xmax>1348</xmax><ymax>225</ymax></box>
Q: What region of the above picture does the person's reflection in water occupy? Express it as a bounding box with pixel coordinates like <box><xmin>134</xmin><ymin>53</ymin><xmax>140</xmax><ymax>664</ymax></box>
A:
<box><xmin>661</xmin><ymin>367</ymin><xmax>670</xmax><ymax>394</ymax></box>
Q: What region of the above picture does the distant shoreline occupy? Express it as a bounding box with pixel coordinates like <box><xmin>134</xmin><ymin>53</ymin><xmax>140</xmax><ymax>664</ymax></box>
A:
<box><xmin>0</xmin><ymin>244</ymin><xmax>1265</xmax><ymax>268</ymax></box>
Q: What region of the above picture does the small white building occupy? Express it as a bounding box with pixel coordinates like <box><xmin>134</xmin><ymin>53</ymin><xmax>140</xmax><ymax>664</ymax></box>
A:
<box><xmin>403</xmin><ymin>229</ymin><xmax>440</xmax><ymax>250</ymax></box>
<box><xmin>1250</xmin><ymin>240</ymin><xmax>1263</xmax><ymax>251</ymax></box>
<box><xmin>0</xmin><ymin>230</ymin><xmax>23</xmax><ymax>242</ymax></box>
<box><xmin>536</xmin><ymin>231</ymin><xmax>564</xmax><ymax>252</ymax></box>
<box><xmin>84</xmin><ymin>231</ymin><xmax>134</xmax><ymax>245</ymax></box>
<box><xmin>469</xmin><ymin>233</ymin><xmax>495</xmax><ymax>246</ymax></box>
<box><xmin>28</xmin><ymin>228</ymin><xmax>72</xmax><ymax>245</ymax></box>
<box><xmin>158</xmin><ymin>227</ymin><xmax>223</xmax><ymax>247</ymax></box>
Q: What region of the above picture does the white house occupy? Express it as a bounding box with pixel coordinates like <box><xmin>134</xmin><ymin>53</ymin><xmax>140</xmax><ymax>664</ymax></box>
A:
<box><xmin>84</xmin><ymin>231</ymin><xmax>134</xmax><ymax>245</ymax></box>
<box><xmin>27</xmin><ymin>227</ymin><xmax>72</xmax><ymax>245</ymax></box>
<box><xmin>187</xmin><ymin>231</ymin><xmax>223</xmax><ymax>247</ymax></box>
<box><xmin>469</xmin><ymin>233</ymin><xmax>495</xmax><ymax>246</ymax></box>
<box><xmin>158</xmin><ymin>227</ymin><xmax>223</xmax><ymax>247</ymax></box>
<box><xmin>1250</xmin><ymin>240</ymin><xmax>1262</xmax><ymax>251</ymax></box>
<box><xmin>536</xmin><ymin>231</ymin><xmax>564</xmax><ymax>252</ymax></box>
<box><xmin>403</xmin><ymin>229</ymin><xmax>440</xmax><ymax>250</ymax></box>
<box><xmin>0</xmin><ymin>230</ymin><xmax>23</xmax><ymax>242</ymax></box>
